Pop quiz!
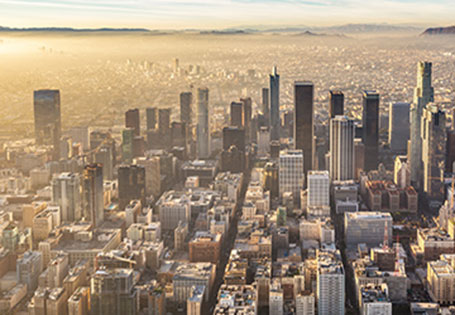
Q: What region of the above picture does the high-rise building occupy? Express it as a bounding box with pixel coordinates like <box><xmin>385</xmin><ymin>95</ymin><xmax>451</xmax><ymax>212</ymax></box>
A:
<box><xmin>125</xmin><ymin>108</ymin><xmax>140</xmax><ymax>136</ymax></box>
<box><xmin>279</xmin><ymin>150</ymin><xmax>304</xmax><ymax>200</ymax></box>
<box><xmin>270</xmin><ymin>66</ymin><xmax>280</xmax><ymax>141</ymax></box>
<box><xmin>329</xmin><ymin>90</ymin><xmax>344</xmax><ymax>119</ymax></box>
<box><xmin>33</xmin><ymin>90</ymin><xmax>61</xmax><ymax>158</ymax></box>
<box><xmin>269</xmin><ymin>283</ymin><xmax>283</xmax><ymax>315</ymax></box>
<box><xmin>427</xmin><ymin>258</ymin><xmax>455</xmax><ymax>304</ymax></box>
<box><xmin>90</xmin><ymin>268</ymin><xmax>137</xmax><ymax>315</ymax></box>
<box><xmin>330</xmin><ymin>116</ymin><xmax>355</xmax><ymax>181</ymax></box>
<box><xmin>362</xmin><ymin>90</ymin><xmax>380</xmax><ymax>171</ymax></box>
<box><xmin>262</xmin><ymin>87</ymin><xmax>270</xmax><ymax>126</ymax></box>
<box><xmin>422</xmin><ymin>105</ymin><xmax>446</xmax><ymax>201</ymax></box>
<box><xmin>82</xmin><ymin>164</ymin><xmax>104</xmax><ymax>227</ymax></box>
<box><xmin>307</xmin><ymin>171</ymin><xmax>330</xmax><ymax>207</ymax></box>
<box><xmin>180</xmin><ymin>92</ymin><xmax>193</xmax><ymax>126</ymax></box>
<box><xmin>410</xmin><ymin>61</ymin><xmax>434</xmax><ymax>186</ymax></box>
<box><xmin>146</xmin><ymin>107</ymin><xmax>157</xmax><ymax>130</ymax></box>
<box><xmin>51</xmin><ymin>173</ymin><xmax>82</xmax><ymax>222</ymax></box>
<box><xmin>344</xmin><ymin>212</ymin><xmax>393</xmax><ymax>248</ymax></box>
<box><xmin>388</xmin><ymin>102</ymin><xmax>410</xmax><ymax>153</ymax></box>
<box><xmin>197</xmin><ymin>88</ymin><xmax>210</xmax><ymax>159</ymax></box>
<box><xmin>241</xmin><ymin>97</ymin><xmax>252</xmax><ymax>143</ymax></box>
<box><xmin>316</xmin><ymin>248</ymin><xmax>345</xmax><ymax>315</ymax></box>
<box><xmin>446</xmin><ymin>130</ymin><xmax>455</xmax><ymax>173</ymax></box>
<box><xmin>94</xmin><ymin>145</ymin><xmax>114</xmax><ymax>180</ymax></box>
<box><xmin>294</xmin><ymin>82</ymin><xmax>314</xmax><ymax>179</ymax></box>
<box><xmin>17</xmin><ymin>251</ymin><xmax>43</xmax><ymax>292</ymax></box>
<box><xmin>122</xmin><ymin>128</ymin><xmax>135</xmax><ymax>162</ymax></box>
<box><xmin>135</xmin><ymin>156</ymin><xmax>161</xmax><ymax>198</ymax></box>
<box><xmin>158</xmin><ymin>108</ymin><xmax>171</xmax><ymax>134</ymax></box>
<box><xmin>118</xmin><ymin>165</ymin><xmax>146</xmax><ymax>209</ymax></box>
<box><xmin>296</xmin><ymin>293</ymin><xmax>315</xmax><ymax>315</ymax></box>
<box><xmin>222</xmin><ymin>127</ymin><xmax>245</xmax><ymax>151</ymax></box>
<box><xmin>230</xmin><ymin>102</ymin><xmax>243</xmax><ymax>128</ymax></box>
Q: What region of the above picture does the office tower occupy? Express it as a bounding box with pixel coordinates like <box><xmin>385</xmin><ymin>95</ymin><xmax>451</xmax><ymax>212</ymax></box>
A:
<box><xmin>171</xmin><ymin>121</ymin><xmax>187</xmax><ymax>148</ymax></box>
<box><xmin>329</xmin><ymin>90</ymin><xmax>344</xmax><ymax>118</ymax></box>
<box><xmin>279</xmin><ymin>150</ymin><xmax>304</xmax><ymax>199</ymax></box>
<box><xmin>316</xmin><ymin>249</ymin><xmax>345</xmax><ymax>315</ymax></box>
<box><xmin>307</xmin><ymin>171</ymin><xmax>330</xmax><ymax>207</ymax></box>
<box><xmin>220</xmin><ymin>122</ymin><xmax>246</xmax><ymax>171</ymax></box>
<box><xmin>148</xmin><ymin>281</ymin><xmax>166</xmax><ymax>315</ymax></box>
<box><xmin>122</xmin><ymin>128</ymin><xmax>135</xmax><ymax>162</ymax></box>
<box><xmin>294</xmin><ymin>82</ymin><xmax>314</xmax><ymax>179</ymax></box>
<box><xmin>241</xmin><ymin>97</ymin><xmax>252</xmax><ymax>142</ymax></box>
<box><xmin>270</xmin><ymin>66</ymin><xmax>280</xmax><ymax>141</ymax></box>
<box><xmin>344</xmin><ymin>211</ymin><xmax>393</xmax><ymax>248</ymax></box>
<box><xmin>158</xmin><ymin>108</ymin><xmax>171</xmax><ymax>134</ymax></box>
<box><xmin>197</xmin><ymin>88</ymin><xmax>210</xmax><ymax>158</ymax></box>
<box><xmin>82</xmin><ymin>164</ymin><xmax>104</xmax><ymax>227</ymax></box>
<box><xmin>388</xmin><ymin>102</ymin><xmax>410</xmax><ymax>153</ymax></box>
<box><xmin>394</xmin><ymin>156</ymin><xmax>410</xmax><ymax>189</ymax></box>
<box><xmin>180</xmin><ymin>92</ymin><xmax>193</xmax><ymax>125</ymax></box>
<box><xmin>230</xmin><ymin>102</ymin><xmax>243</xmax><ymax>128</ymax></box>
<box><xmin>296</xmin><ymin>293</ymin><xmax>315</xmax><ymax>315</ymax></box>
<box><xmin>135</xmin><ymin>156</ymin><xmax>161</xmax><ymax>198</ymax></box>
<box><xmin>94</xmin><ymin>145</ymin><xmax>114</xmax><ymax>180</ymax></box>
<box><xmin>269</xmin><ymin>283</ymin><xmax>283</xmax><ymax>315</ymax></box>
<box><xmin>410</xmin><ymin>61</ymin><xmax>434</xmax><ymax>186</ymax></box>
<box><xmin>68</xmin><ymin>126</ymin><xmax>89</xmax><ymax>151</ymax></box>
<box><xmin>68</xmin><ymin>287</ymin><xmax>90</xmax><ymax>315</ymax></box>
<box><xmin>118</xmin><ymin>164</ymin><xmax>146</xmax><ymax>209</ymax></box>
<box><xmin>17</xmin><ymin>251</ymin><xmax>43</xmax><ymax>292</ymax></box>
<box><xmin>330</xmin><ymin>116</ymin><xmax>355</xmax><ymax>181</ymax></box>
<box><xmin>262</xmin><ymin>87</ymin><xmax>270</xmax><ymax>126</ymax></box>
<box><xmin>125</xmin><ymin>108</ymin><xmax>140</xmax><ymax>136</ymax></box>
<box><xmin>222</xmin><ymin>127</ymin><xmax>245</xmax><ymax>151</ymax></box>
<box><xmin>447</xmin><ymin>130</ymin><xmax>455</xmax><ymax>173</ymax></box>
<box><xmin>362</xmin><ymin>90</ymin><xmax>380</xmax><ymax>171</ymax></box>
<box><xmin>283</xmin><ymin>110</ymin><xmax>294</xmax><ymax>138</ymax></box>
<box><xmin>33</xmin><ymin>90</ymin><xmax>61</xmax><ymax>157</ymax></box>
<box><xmin>173</xmin><ymin>263</ymin><xmax>215</xmax><ymax>303</ymax></box>
<box><xmin>146</xmin><ymin>107</ymin><xmax>157</xmax><ymax>130</ymax></box>
<box><xmin>51</xmin><ymin>173</ymin><xmax>82</xmax><ymax>222</ymax></box>
<box><xmin>258</xmin><ymin>127</ymin><xmax>270</xmax><ymax>157</ymax></box>
<box><xmin>422</xmin><ymin>105</ymin><xmax>447</xmax><ymax>201</ymax></box>
<box><xmin>90</xmin><ymin>268</ymin><xmax>137</xmax><ymax>315</ymax></box>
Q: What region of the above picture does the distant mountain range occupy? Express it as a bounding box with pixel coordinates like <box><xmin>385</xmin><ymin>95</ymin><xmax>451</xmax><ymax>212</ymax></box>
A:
<box><xmin>0</xmin><ymin>23</ymin><xmax>424</xmax><ymax>34</ymax></box>
<box><xmin>0</xmin><ymin>26</ymin><xmax>150</xmax><ymax>32</ymax></box>
<box><xmin>421</xmin><ymin>26</ymin><xmax>455</xmax><ymax>35</ymax></box>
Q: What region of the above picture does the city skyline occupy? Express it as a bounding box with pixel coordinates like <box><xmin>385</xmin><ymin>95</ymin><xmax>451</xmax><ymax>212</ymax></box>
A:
<box><xmin>0</xmin><ymin>0</ymin><xmax>453</xmax><ymax>29</ymax></box>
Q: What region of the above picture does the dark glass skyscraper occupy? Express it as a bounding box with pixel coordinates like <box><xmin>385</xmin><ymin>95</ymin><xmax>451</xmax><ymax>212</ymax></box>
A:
<box><xmin>146</xmin><ymin>107</ymin><xmax>157</xmax><ymax>130</ymax></box>
<box><xmin>270</xmin><ymin>66</ymin><xmax>280</xmax><ymax>141</ymax></box>
<box><xmin>33</xmin><ymin>90</ymin><xmax>61</xmax><ymax>158</ymax></box>
<box><xmin>180</xmin><ymin>92</ymin><xmax>192</xmax><ymax>126</ymax></box>
<box><xmin>329</xmin><ymin>90</ymin><xmax>344</xmax><ymax>118</ymax></box>
<box><xmin>82</xmin><ymin>164</ymin><xmax>104</xmax><ymax>227</ymax></box>
<box><xmin>125</xmin><ymin>108</ymin><xmax>140</xmax><ymax>136</ymax></box>
<box><xmin>118</xmin><ymin>164</ymin><xmax>146</xmax><ymax>209</ymax></box>
<box><xmin>294</xmin><ymin>81</ymin><xmax>314</xmax><ymax>179</ymax></box>
<box><xmin>230</xmin><ymin>102</ymin><xmax>243</xmax><ymax>128</ymax></box>
<box><xmin>362</xmin><ymin>90</ymin><xmax>380</xmax><ymax>171</ymax></box>
<box><xmin>262</xmin><ymin>87</ymin><xmax>270</xmax><ymax>127</ymax></box>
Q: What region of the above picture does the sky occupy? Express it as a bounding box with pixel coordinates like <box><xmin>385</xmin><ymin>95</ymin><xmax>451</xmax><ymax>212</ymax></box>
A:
<box><xmin>0</xmin><ymin>0</ymin><xmax>453</xmax><ymax>29</ymax></box>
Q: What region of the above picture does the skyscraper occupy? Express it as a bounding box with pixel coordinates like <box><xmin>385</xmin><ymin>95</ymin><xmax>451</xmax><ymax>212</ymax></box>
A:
<box><xmin>158</xmin><ymin>108</ymin><xmax>171</xmax><ymax>134</ymax></box>
<box><xmin>422</xmin><ymin>105</ymin><xmax>446</xmax><ymax>201</ymax></box>
<box><xmin>121</xmin><ymin>128</ymin><xmax>135</xmax><ymax>163</ymax></box>
<box><xmin>262</xmin><ymin>87</ymin><xmax>270</xmax><ymax>126</ymax></box>
<box><xmin>241</xmin><ymin>97</ymin><xmax>252</xmax><ymax>143</ymax></box>
<box><xmin>294</xmin><ymin>81</ymin><xmax>314</xmax><ymax>178</ymax></box>
<box><xmin>279</xmin><ymin>150</ymin><xmax>304</xmax><ymax>200</ymax></box>
<box><xmin>388</xmin><ymin>102</ymin><xmax>410</xmax><ymax>153</ymax></box>
<box><xmin>197</xmin><ymin>88</ymin><xmax>210</xmax><ymax>159</ymax></box>
<box><xmin>230</xmin><ymin>102</ymin><xmax>243</xmax><ymax>128</ymax></box>
<box><xmin>125</xmin><ymin>108</ymin><xmax>140</xmax><ymax>136</ymax></box>
<box><xmin>52</xmin><ymin>173</ymin><xmax>81</xmax><ymax>222</ymax></box>
<box><xmin>410</xmin><ymin>61</ymin><xmax>434</xmax><ymax>186</ymax></box>
<box><xmin>33</xmin><ymin>90</ymin><xmax>61</xmax><ymax>158</ymax></box>
<box><xmin>329</xmin><ymin>90</ymin><xmax>344</xmax><ymax>119</ymax></box>
<box><xmin>307</xmin><ymin>171</ymin><xmax>330</xmax><ymax>207</ymax></box>
<box><xmin>270</xmin><ymin>66</ymin><xmax>280</xmax><ymax>141</ymax></box>
<box><xmin>330</xmin><ymin>116</ymin><xmax>355</xmax><ymax>181</ymax></box>
<box><xmin>362</xmin><ymin>90</ymin><xmax>380</xmax><ymax>172</ymax></box>
<box><xmin>82</xmin><ymin>164</ymin><xmax>104</xmax><ymax>227</ymax></box>
<box><xmin>118</xmin><ymin>164</ymin><xmax>146</xmax><ymax>209</ymax></box>
<box><xmin>146</xmin><ymin>107</ymin><xmax>157</xmax><ymax>130</ymax></box>
<box><xmin>180</xmin><ymin>92</ymin><xmax>193</xmax><ymax>126</ymax></box>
